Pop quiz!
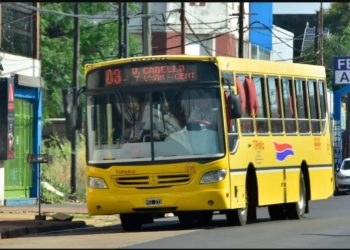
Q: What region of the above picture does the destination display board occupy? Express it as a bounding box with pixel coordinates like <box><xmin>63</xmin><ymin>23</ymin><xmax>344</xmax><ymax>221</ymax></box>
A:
<box><xmin>86</xmin><ymin>60</ymin><xmax>219</xmax><ymax>90</ymax></box>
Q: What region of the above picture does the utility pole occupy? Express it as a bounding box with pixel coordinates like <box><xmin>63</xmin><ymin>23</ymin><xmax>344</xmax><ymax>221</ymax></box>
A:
<box><xmin>142</xmin><ymin>2</ymin><xmax>152</xmax><ymax>56</ymax></box>
<box><xmin>124</xmin><ymin>2</ymin><xmax>129</xmax><ymax>58</ymax></box>
<box><xmin>319</xmin><ymin>2</ymin><xmax>323</xmax><ymax>66</ymax></box>
<box><xmin>71</xmin><ymin>2</ymin><xmax>80</xmax><ymax>196</ymax></box>
<box><xmin>238</xmin><ymin>2</ymin><xmax>244</xmax><ymax>58</ymax></box>
<box><xmin>180</xmin><ymin>2</ymin><xmax>185</xmax><ymax>54</ymax></box>
<box><xmin>118</xmin><ymin>2</ymin><xmax>123</xmax><ymax>58</ymax></box>
<box><xmin>314</xmin><ymin>10</ymin><xmax>319</xmax><ymax>65</ymax></box>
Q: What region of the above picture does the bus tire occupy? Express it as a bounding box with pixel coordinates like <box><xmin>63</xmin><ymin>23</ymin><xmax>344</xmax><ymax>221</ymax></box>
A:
<box><xmin>287</xmin><ymin>171</ymin><xmax>307</xmax><ymax>219</ymax></box>
<box><xmin>268</xmin><ymin>204</ymin><xmax>287</xmax><ymax>220</ymax></box>
<box><xmin>334</xmin><ymin>185</ymin><xmax>340</xmax><ymax>196</ymax></box>
<box><xmin>120</xmin><ymin>214</ymin><xmax>143</xmax><ymax>231</ymax></box>
<box><xmin>226</xmin><ymin>207</ymin><xmax>247</xmax><ymax>226</ymax></box>
<box><xmin>246</xmin><ymin>170</ymin><xmax>257</xmax><ymax>223</ymax></box>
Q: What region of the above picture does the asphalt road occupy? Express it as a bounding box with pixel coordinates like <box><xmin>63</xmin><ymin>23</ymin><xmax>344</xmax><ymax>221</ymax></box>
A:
<box><xmin>0</xmin><ymin>193</ymin><xmax>350</xmax><ymax>249</ymax></box>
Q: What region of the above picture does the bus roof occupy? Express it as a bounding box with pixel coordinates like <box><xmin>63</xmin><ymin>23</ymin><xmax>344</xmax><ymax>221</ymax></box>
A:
<box><xmin>215</xmin><ymin>56</ymin><xmax>326</xmax><ymax>79</ymax></box>
<box><xmin>84</xmin><ymin>55</ymin><xmax>326</xmax><ymax>79</ymax></box>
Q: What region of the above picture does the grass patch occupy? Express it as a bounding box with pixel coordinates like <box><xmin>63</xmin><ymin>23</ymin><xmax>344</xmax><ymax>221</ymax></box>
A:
<box><xmin>41</xmin><ymin>132</ymin><xmax>86</xmax><ymax>204</ymax></box>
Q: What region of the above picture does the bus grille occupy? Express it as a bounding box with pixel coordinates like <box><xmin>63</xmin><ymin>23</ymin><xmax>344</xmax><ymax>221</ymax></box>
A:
<box><xmin>114</xmin><ymin>174</ymin><xmax>192</xmax><ymax>188</ymax></box>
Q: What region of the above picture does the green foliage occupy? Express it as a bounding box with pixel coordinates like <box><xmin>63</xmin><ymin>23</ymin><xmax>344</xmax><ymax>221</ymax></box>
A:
<box><xmin>324</xmin><ymin>3</ymin><xmax>350</xmax><ymax>35</ymax></box>
<box><xmin>41</xmin><ymin>133</ymin><xmax>86</xmax><ymax>203</ymax></box>
<box><xmin>322</xmin><ymin>27</ymin><xmax>350</xmax><ymax>90</ymax></box>
<box><xmin>41</xmin><ymin>2</ymin><xmax>140</xmax><ymax>119</ymax></box>
<box><xmin>307</xmin><ymin>3</ymin><xmax>350</xmax><ymax>90</ymax></box>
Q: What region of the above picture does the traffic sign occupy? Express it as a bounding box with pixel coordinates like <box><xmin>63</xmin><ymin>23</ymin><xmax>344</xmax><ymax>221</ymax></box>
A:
<box><xmin>334</xmin><ymin>56</ymin><xmax>350</xmax><ymax>84</ymax></box>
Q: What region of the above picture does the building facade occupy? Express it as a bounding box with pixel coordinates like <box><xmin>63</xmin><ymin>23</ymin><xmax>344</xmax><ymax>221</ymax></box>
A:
<box><xmin>0</xmin><ymin>2</ymin><xmax>43</xmax><ymax>206</ymax></box>
<box><xmin>129</xmin><ymin>2</ymin><xmax>251</xmax><ymax>58</ymax></box>
<box><xmin>249</xmin><ymin>2</ymin><xmax>273</xmax><ymax>60</ymax></box>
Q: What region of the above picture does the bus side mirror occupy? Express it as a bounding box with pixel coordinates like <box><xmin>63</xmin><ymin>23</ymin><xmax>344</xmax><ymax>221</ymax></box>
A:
<box><xmin>230</xmin><ymin>94</ymin><xmax>242</xmax><ymax>119</ymax></box>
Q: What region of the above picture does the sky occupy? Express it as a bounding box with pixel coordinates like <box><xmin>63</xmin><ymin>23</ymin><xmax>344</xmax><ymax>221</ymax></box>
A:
<box><xmin>273</xmin><ymin>2</ymin><xmax>332</xmax><ymax>14</ymax></box>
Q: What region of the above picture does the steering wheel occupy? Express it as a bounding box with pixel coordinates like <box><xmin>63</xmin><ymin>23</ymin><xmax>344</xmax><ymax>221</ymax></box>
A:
<box><xmin>186</xmin><ymin>120</ymin><xmax>211</xmax><ymax>130</ymax></box>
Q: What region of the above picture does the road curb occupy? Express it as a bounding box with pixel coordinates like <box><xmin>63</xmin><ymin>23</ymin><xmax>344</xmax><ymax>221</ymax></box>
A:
<box><xmin>0</xmin><ymin>221</ymin><xmax>87</xmax><ymax>239</ymax></box>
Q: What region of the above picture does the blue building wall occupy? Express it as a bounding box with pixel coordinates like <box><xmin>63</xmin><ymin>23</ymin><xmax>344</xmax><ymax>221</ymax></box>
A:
<box><xmin>249</xmin><ymin>2</ymin><xmax>273</xmax><ymax>51</ymax></box>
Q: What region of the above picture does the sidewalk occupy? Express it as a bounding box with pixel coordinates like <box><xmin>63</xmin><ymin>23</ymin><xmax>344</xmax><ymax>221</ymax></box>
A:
<box><xmin>0</xmin><ymin>203</ymin><xmax>119</xmax><ymax>239</ymax></box>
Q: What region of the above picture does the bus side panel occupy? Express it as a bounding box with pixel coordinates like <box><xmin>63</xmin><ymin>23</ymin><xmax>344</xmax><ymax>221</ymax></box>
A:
<box><xmin>305</xmin><ymin>134</ymin><xmax>334</xmax><ymax>200</ymax></box>
<box><xmin>256</xmin><ymin>169</ymin><xmax>284</xmax><ymax>206</ymax></box>
<box><xmin>228</xmin><ymin>140</ymin><xmax>252</xmax><ymax>209</ymax></box>
<box><xmin>285</xmin><ymin>169</ymin><xmax>300</xmax><ymax>203</ymax></box>
<box><xmin>309</xmin><ymin>167</ymin><xmax>334</xmax><ymax>200</ymax></box>
<box><xmin>229</xmin><ymin>171</ymin><xmax>246</xmax><ymax>209</ymax></box>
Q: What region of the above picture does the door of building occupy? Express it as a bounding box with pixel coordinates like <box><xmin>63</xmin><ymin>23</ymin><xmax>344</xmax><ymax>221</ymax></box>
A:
<box><xmin>4</xmin><ymin>98</ymin><xmax>33</xmax><ymax>198</ymax></box>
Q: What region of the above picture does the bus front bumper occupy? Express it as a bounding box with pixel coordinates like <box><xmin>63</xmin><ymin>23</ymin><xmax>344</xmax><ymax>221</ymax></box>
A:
<box><xmin>87</xmin><ymin>189</ymin><xmax>231</xmax><ymax>215</ymax></box>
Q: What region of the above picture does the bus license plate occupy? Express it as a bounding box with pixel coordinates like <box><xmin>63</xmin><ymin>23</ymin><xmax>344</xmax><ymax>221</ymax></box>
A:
<box><xmin>146</xmin><ymin>198</ymin><xmax>162</xmax><ymax>206</ymax></box>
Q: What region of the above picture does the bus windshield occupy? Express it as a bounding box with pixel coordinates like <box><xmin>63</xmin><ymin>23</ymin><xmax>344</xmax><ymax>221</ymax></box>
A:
<box><xmin>86</xmin><ymin>85</ymin><xmax>225</xmax><ymax>164</ymax></box>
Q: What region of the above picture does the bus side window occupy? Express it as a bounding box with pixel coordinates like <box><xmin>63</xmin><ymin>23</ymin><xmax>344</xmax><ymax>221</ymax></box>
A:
<box><xmin>295</xmin><ymin>79</ymin><xmax>310</xmax><ymax>134</ymax></box>
<box><xmin>240</xmin><ymin>75</ymin><xmax>254</xmax><ymax>134</ymax></box>
<box><xmin>253</xmin><ymin>76</ymin><xmax>268</xmax><ymax>134</ymax></box>
<box><xmin>236</xmin><ymin>78</ymin><xmax>246</xmax><ymax>114</ymax></box>
<box><xmin>318</xmin><ymin>80</ymin><xmax>327</xmax><ymax>132</ymax></box>
<box><xmin>308</xmin><ymin>79</ymin><xmax>321</xmax><ymax>134</ymax></box>
<box><xmin>224</xmin><ymin>89</ymin><xmax>239</xmax><ymax>152</ymax></box>
<box><xmin>281</xmin><ymin>78</ymin><xmax>297</xmax><ymax>134</ymax></box>
<box><xmin>267</xmin><ymin>76</ymin><xmax>283</xmax><ymax>134</ymax></box>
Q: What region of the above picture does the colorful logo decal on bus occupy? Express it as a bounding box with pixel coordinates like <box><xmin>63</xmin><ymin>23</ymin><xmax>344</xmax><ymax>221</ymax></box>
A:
<box><xmin>273</xmin><ymin>142</ymin><xmax>294</xmax><ymax>161</ymax></box>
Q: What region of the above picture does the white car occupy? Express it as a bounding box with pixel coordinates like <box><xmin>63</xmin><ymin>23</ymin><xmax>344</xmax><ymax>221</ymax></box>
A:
<box><xmin>335</xmin><ymin>158</ymin><xmax>350</xmax><ymax>194</ymax></box>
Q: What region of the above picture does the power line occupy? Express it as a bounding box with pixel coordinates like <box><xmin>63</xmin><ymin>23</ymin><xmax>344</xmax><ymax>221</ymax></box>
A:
<box><xmin>249</xmin><ymin>20</ymin><xmax>302</xmax><ymax>52</ymax></box>
<box><xmin>11</xmin><ymin>2</ymin><xmax>175</xmax><ymax>21</ymax></box>
<box><xmin>27</xmin><ymin>2</ymin><xmax>306</xmax><ymax>58</ymax></box>
<box><xmin>185</xmin><ymin>17</ymin><xmax>211</xmax><ymax>55</ymax></box>
<box><xmin>275</xmin><ymin>49</ymin><xmax>317</xmax><ymax>62</ymax></box>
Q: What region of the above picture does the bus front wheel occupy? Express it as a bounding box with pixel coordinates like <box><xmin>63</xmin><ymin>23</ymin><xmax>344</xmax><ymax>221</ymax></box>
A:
<box><xmin>226</xmin><ymin>207</ymin><xmax>247</xmax><ymax>226</ymax></box>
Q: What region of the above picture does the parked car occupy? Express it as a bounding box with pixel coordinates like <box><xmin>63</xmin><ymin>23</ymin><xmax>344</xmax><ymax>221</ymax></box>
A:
<box><xmin>335</xmin><ymin>158</ymin><xmax>350</xmax><ymax>195</ymax></box>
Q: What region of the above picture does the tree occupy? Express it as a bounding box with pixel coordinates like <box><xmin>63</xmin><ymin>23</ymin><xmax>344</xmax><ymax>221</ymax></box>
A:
<box><xmin>40</xmin><ymin>2</ymin><xmax>141</xmax><ymax>119</ymax></box>
<box><xmin>322</xmin><ymin>3</ymin><xmax>350</xmax><ymax>159</ymax></box>
<box><xmin>322</xmin><ymin>26</ymin><xmax>350</xmax><ymax>90</ymax></box>
<box><xmin>323</xmin><ymin>2</ymin><xmax>350</xmax><ymax>35</ymax></box>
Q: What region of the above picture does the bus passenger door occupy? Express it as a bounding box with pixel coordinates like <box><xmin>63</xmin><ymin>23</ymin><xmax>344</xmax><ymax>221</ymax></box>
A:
<box><xmin>222</xmin><ymin>72</ymin><xmax>246</xmax><ymax>210</ymax></box>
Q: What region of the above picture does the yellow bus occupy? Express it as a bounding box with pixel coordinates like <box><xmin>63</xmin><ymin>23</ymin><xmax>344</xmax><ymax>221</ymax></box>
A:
<box><xmin>84</xmin><ymin>55</ymin><xmax>334</xmax><ymax>231</ymax></box>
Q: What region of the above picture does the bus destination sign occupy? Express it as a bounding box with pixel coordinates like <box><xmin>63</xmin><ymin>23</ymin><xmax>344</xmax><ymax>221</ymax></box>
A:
<box><xmin>104</xmin><ymin>63</ymin><xmax>197</xmax><ymax>86</ymax></box>
<box><xmin>86</xmin><ymin>61</ymin><xmax>219</xmax><ymax>90</ymax></box>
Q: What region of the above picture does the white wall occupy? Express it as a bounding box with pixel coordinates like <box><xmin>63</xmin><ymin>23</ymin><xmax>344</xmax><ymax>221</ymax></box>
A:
<box><xmin>1</xmin><ymin>53</ymin><xmax>41</xmax><ymax>78</ymax></box>
<box><xmin>271</xmin><ymin>25</ymin><xmax>294</xmax><ymax>63</ymax></box>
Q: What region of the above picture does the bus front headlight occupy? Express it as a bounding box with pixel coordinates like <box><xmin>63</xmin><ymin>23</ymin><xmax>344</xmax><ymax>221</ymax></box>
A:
<box><xmin>200</xmin><ymin>169</ymin><xmax>227</xmax><ymax>184</ymax></box>
<box><xmin>88</xmin><ymin>176</ymin><xmax>108</xmax><ymax>189</ymax></box>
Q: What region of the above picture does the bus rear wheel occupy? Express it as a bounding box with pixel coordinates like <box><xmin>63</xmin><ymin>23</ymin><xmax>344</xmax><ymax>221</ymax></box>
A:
<box><xmin>286</xmin><ymin>171</ymin><xmax>307</xmax><ymax>219</ymax></box>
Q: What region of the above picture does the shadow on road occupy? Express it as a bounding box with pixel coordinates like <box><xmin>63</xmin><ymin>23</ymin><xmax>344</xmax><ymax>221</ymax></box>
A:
<box><xmin>32</xmin><ymin>216</ymin><xmax>273</xmax><ymax>238</ymax></box>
